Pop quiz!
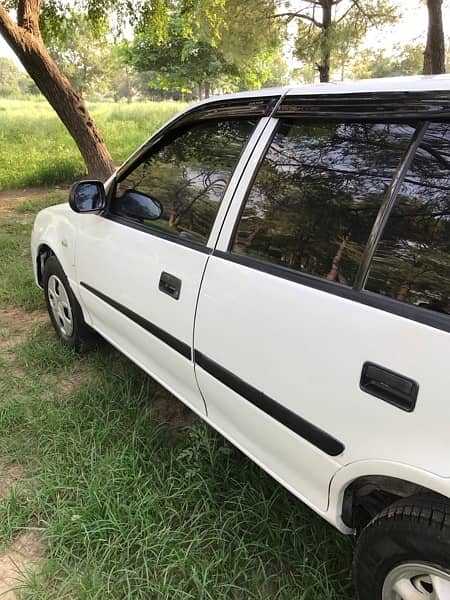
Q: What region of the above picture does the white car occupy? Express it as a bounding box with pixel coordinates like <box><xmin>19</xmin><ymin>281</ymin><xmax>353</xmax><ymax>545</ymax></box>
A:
<box><xmin>32</xmin><ymin>75</ymin><xmax>450</xmax><ymax>600</ymax></box>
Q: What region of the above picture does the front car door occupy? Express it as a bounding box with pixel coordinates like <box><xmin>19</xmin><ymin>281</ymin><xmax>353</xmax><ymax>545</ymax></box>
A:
<box><xmin>74</xmin><ymin>98</ymin><xmax>276</xmax><ymax>415</ymax></box>
<box><xmin>193</xmin><ymin>91</ymin><xmax>450</xmax><ymax>514</ymax></box>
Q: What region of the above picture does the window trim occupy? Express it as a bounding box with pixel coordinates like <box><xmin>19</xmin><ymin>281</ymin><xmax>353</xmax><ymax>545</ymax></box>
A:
<box><xmin>354</xmin><ymin>121</ymin><xmax>429</xmax><ymax>289</ymax></box>
<box><xmin>225</xmin><ymin>117</ymin><xmax>283</xmax><ymax>253</ymax></box>
<box><xmin>115</xmin><ymin>95</ymin><xmax>279</xmax><ymax>182</ymax></box>
<box><xmin>213</xmin><ymin>249</ymin><xmax>450</xmax><ymax>334</ymax></box>
<box><xmin>276</xmin><ymin>90</ymin><xmax>450</xmax><ymax>120</ymax></box>
<box><xmin>105</xmin><ymin>212</ymin><xmax>213</xmax><ymax>254</ymax></box>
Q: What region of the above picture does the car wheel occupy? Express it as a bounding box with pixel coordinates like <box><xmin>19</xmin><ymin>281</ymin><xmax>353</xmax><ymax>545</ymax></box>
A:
<box><xmin>353</xmin><ymin>494</ymin><xmax>450</xmax><ymax>599</ymax></box>
<box><xmin>43</xmin><ymin>255</ymin><xmax>96</xmax><ymax>352</ymax></box>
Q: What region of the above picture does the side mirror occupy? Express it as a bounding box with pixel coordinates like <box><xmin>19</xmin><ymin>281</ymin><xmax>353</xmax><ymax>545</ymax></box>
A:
<box><xmin>69</xmin><ymin>180</ymin><xmax>106</xmax><ymax>214</ymax></box>
<box><xmin>120</xmin><ymin>189</ymin><xmax>163</xmax><ymax>221</ymax></box>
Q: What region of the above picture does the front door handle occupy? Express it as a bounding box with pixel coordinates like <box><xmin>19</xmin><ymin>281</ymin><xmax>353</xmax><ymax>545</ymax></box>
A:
<box><xmin>360</xmin><ymin>362</ymin><xmax>418</xmax><ymax>412</ymax></box>
<box><xmin>159</xmin><ymin>271</ymin><xmax>182</xmax><ymax>300</ymax></box>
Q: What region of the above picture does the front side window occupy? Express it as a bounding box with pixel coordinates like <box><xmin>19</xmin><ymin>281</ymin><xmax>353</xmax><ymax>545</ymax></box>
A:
<box><xmin>112</xmin><ymin>118</ymin><xmax>256</xmax><ymax>245</ymax></box>
<box><xmin>232</xmin><ymin>120</ymin><xmax>415</xmax><ymax>287</ymax></box>
<box><xmin>366</xmin><ymin>122</ymin><xmax>450</xmax><ymax>315</ymax></box>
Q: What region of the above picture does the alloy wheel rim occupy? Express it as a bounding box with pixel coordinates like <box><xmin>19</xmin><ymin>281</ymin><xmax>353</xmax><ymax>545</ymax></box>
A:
<box><xmin>382</xmin><ymin>562</ymin><xmax>450</xmax><ymax>600</ymax></box>
<box><xmin>47</xmin><ymin>275</ymin><xmax>73</xmax><ymax>337</ymax></box>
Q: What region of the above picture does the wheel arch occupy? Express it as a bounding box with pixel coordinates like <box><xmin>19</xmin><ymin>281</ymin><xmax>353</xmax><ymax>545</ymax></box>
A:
<box><xmin>329</xmin><ymin>460</ymin><xmax>450</xmax><ymax>532</ymax></box>
<box><xmin>36</xmin><ymin>243</ymin><xmax>55</xmax><ymax>287</ymax></box>
<box><xmin>36</xmin><ymin>240</ymin><xmax>85</xmax><ymax>312</ymax></box>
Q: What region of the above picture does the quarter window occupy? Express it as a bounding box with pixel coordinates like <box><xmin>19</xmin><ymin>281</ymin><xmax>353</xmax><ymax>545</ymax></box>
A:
<box><xmin>112</xmin><ymin>119</ymin><xmax>256</xmax><ymax>245</ymax></box>
<box><xmin>366</xmin><ymin>122</ymin><xmax>450</xmax><ymax>315</ymax></box>
<box><xmin>232</xmin><ymin>120</ymin><xmax>415</xmax><ymax>287</ymax></box>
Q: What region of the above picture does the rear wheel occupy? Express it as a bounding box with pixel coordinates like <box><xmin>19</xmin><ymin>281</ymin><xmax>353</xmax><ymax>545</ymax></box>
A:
<box><xmin>43</xmin><ymin>256</ymin><xmax>96</xmax><ymax>352</ymax></box>
<box><xmin>354</xmin><ymin>495</ymin><xmax>450</xmax><ymax>600</ymax></box>
<box><xmin>382</xmin><ymin>562</ymin><xmax>450</xmax><ymax>599</ymax></box>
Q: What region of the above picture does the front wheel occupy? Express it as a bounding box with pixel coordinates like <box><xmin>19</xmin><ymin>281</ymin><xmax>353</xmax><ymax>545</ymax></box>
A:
<box><xmin>353</xmin><ymin>495</ymin><xmax>450</xmax><ymax>600</ymax></box>
<box><xmin>43</xmin><ymin>255</ymin><xmax>96</xmax><ymax>352</ymax></box>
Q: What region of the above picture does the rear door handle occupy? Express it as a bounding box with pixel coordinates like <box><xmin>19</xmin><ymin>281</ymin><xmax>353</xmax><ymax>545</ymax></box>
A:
<box><xmin>360</xmin><ymin>362</ymin><xmax>418</xmax><ymax>412</ymax></box>
<box><xmin>159</xmin><ymin>272</ymin><xmax>182</xmax><ymax>300</ymax></box>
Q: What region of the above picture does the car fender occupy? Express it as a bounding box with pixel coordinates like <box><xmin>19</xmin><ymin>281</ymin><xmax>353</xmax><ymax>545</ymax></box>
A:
<box><xmin>328</xmin><ymin>459</ymin><xmax>450</xmax><ymax>533</ymax></box>
<box><xmin>31</xmin><ymin>202</ymin><xmax>80</xmax><ymax>298</ymax></box>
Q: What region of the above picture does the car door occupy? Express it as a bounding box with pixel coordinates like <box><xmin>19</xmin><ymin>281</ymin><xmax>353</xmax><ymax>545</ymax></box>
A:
<box><xmin>193</xmin><ymin>103</ymin><xmax>443</xmax><ymax>512</ymax></box>
<box><xmin>75</xmin><ymin>110</ymin><xmax>268</xmax><ymax>415</ymax></box>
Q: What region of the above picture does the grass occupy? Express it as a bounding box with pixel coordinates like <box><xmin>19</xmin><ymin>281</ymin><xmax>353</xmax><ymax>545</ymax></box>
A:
<box><xmin>0</xmin><ymin>98</ymin><xmax>187</xmax><ymax>191</ymax></box>
<box><xmin>0</xmin><ymin>195</ymin><xmax>354</xmax><ymax>597</ymax></box>
<box><xmin>0</xmin><ymin>191</ymin><xmax>67</xmax><ymax>309</ymax></box>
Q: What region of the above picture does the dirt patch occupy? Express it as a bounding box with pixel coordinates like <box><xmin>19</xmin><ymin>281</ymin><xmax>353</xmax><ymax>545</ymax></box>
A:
<box><xmin>0</xmin><ymin>462</ymin><xmax>24</xmax><ymax>501</ymax></box>
<box><xmin>56</xmin><ymin>368</ymin><xmax>88</xmax><ymax>396</ymax></box>
<box><xmin>0</xmin><ymin>187</ymin><xmax>67</xmax><ymax>222</ymax></box>
<box><xmin>49</xmin><ymin>364</ymin><xmax>96</xmax><ymax>399</ymax></box>
<box><xmin>0</xmin><ymin>188</ymin><xmax>47</xmax><ymax>204</ymax></box>
<box><xmin>0</xmin><ymin>466</ymin><xmax>41</xmax><ymax>599</ymax></box>
<box><xmin>0</xmin><ymin>307</ymin><xmax>47</xmax><ymax>379</ymax></box>
<box><xmin>0</xmin><ymin>188</ymin><xmax>45</xmax><ymax>220</ymax></box>
<box><xmin>0</xmin><ymin>305</ymin><xmax>92</xmax><ymax>396</ymax></box>
<box><xmin>0</xmin><ymin>307</ymin><xmax>47</xmax><ymax>353</ymax></box>
<box><xmin>0</xmin><ymin>531</ymin><xmax>44</xmax><ymax>599</ymax></box>
<box><xmin>151</xmin><ymin>391</ymin><xmax>198</xmax><ymax>430</ymax></box>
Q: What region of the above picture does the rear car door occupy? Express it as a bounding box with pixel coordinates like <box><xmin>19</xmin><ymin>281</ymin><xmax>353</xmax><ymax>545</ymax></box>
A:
<box><xmin>75</xmin><ymin>103</ymin><xmax>272</xmax><ymax>415</ymax></box>
<box><xmin>193</xmin><ymin>96</ymin><xmax>450</xmax><ymax>512</ymax></box>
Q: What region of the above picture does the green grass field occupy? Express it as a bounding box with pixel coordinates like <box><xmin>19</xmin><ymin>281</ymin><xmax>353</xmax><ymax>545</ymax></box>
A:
<box><xmin>0</xmin><ymin>99</ymin><xmax>187</xmax><ymax>191</ymax></box>
<box><xmin>0</xmin><ymin>99</ymin><xmax>354</xmax><ymax>597</ymax></box>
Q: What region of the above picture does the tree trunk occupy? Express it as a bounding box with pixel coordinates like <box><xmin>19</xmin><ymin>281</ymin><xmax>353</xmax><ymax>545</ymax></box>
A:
<box><xmin>423</xmin><ymin>0</ymin><xmax>446</xmax><ymax>75</ymax></box>
<box><xmin>0</xmin><ymin>2</ymin><xmax>115</xmax><ymax>180</ymax></box>
<box><xmin>318</xmin><ymin>0</ymin><xmax>332</xmax><ymax>82</ymax></box>
<box><xmin>326</xmin><ymin>236</ymin><xmax>348</xmax><ymax>281</ymax></box>
<box><xmin>396</xmin><ymin>283</ymin><xmax>409</xmax><ymax>302</ymax></box>
<box><xmin>125</xmin><ymin>65</ymin><xmax>131</xmax><ymax>103</ymax></box>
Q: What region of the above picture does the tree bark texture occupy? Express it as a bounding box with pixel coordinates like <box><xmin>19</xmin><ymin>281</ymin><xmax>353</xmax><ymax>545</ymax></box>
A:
<box><xmin>423</xmin><ymin>0</ymin><xmax>446</xmax><ymax>75</ymax></box>
<box><xmin>0</xmin><ymin>1</ymin><xmax>115</xmax><ymax>180</ymax></box>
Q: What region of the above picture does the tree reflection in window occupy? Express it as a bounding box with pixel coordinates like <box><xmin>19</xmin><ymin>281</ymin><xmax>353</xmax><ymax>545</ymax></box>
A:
<box><xmin>366</xmin><ymin>122</ymin><xmax>450</xmax><ymax>315</ymax></box>
<box><xmin>113</xmin><ymin>119</ymin><xmax>256</xmax><ymax>244</ymax></box>
<box><xmin>233</xmin><ymin>120</ymin><xmax>415</xmax><ymax>286</ymax></box>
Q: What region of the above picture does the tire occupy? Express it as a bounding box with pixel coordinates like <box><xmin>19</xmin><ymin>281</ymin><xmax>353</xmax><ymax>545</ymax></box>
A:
<box><xmin>353</xmin><ymin>494</ymin><xmax>450</xmax><ymax>600</ymax></box>
<box><xmin>43</xmin><ymin>255</ymin><xmax>97</xmax><ymax>352</ymax></box>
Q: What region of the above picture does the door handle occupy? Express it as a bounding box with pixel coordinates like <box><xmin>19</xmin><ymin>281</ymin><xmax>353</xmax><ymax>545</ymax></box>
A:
<box><xmin>360</xmin><ymin>362</ymin><xmax>418</xmax><ymax>412</ymax></box>
<box><xmin>159</xmin><ymin>271</ymin><xmax>182</xmax><ymax>300</ymax></box>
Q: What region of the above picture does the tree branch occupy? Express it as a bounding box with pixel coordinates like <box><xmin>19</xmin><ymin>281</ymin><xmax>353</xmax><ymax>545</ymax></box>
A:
<box><xmin>351</xmin><ymin>0</ymin><xmax>390</xmax><ymax>27</ymax></box>
<box><xmin>275</xmin><ymin>11</ymin><xmax>323</xmax><ymax>27</ymax></box>
<box><xmin>336</xmin><ymin>4</ymin><xmax>355</xmax><ymax>23</ymax></box>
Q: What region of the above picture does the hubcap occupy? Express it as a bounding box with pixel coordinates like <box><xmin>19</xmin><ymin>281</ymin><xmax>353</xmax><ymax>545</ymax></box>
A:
<box><xmin>382</xmin><ymin>563</ymin><xmax>450</xmax><ymax>600</ymax></box>
<box><xmin>47</xmin><ymin>275</ymin><xmax>73</xmax><ymax>337</ymax></box>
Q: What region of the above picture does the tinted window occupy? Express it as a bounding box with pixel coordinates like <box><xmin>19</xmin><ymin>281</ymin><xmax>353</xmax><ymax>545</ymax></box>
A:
<box><xmin>112</xmin><ymin>119</ymin><xmax>256</xmax><ymax>244</ymax></box>
<box><xmin>366</xmin><ymin>122</ymin><xmax>450</xmax><ymax>315</ymax></box>
<box><xmin>232</xmin><ymin>120</ymin><xmax>415</xmax><ymax>286</ymax></box>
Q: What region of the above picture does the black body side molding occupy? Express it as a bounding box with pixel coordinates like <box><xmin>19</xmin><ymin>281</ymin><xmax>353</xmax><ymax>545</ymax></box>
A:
<box><xmin>80</xmin><ymin>282</ymin><xmax>192</xmax><ymax>360</ymax></box>
<box><xmin>194</xmin><ymin>350</ymin><xmax>345</xmax><ymax>457</ymax></box>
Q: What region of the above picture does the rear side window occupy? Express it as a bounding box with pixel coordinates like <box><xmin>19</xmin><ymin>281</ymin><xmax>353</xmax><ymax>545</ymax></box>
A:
<box><xmin>231</xmin><ymin>120</ymin><xmax>415</xmax><ymax>287</ymax></box>
<box><xmin>366</xmin><ymin>122</ymin><xmax>450</xmax><ymax>315</ymax></box>
<box><xmin>112</xmin><ymin>118</ymin><xmax>256</xmax><ymax>245</ymax></box>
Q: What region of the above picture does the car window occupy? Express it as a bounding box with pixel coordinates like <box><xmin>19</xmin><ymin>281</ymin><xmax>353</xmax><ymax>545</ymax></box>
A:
<box><xmin>111</xmin><ymin>118</ymin><xmax>257</xmax><ymax>245</ymax></box>
<box><xmin>231</xmin><ymin>120</ymin><xmax>415</xmax><ymax>287</ymax></box>
<box><xmin>365</xmin><ymin>122</ymin><xmax>450</xmax><ymax>316</ymax></box>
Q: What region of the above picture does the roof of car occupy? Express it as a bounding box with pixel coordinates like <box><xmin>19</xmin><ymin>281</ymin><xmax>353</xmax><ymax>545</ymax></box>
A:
<box><xmin>199</xmin><ymin>74</ymin><xmax>450</xmax><ymax>107</ymax></box>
